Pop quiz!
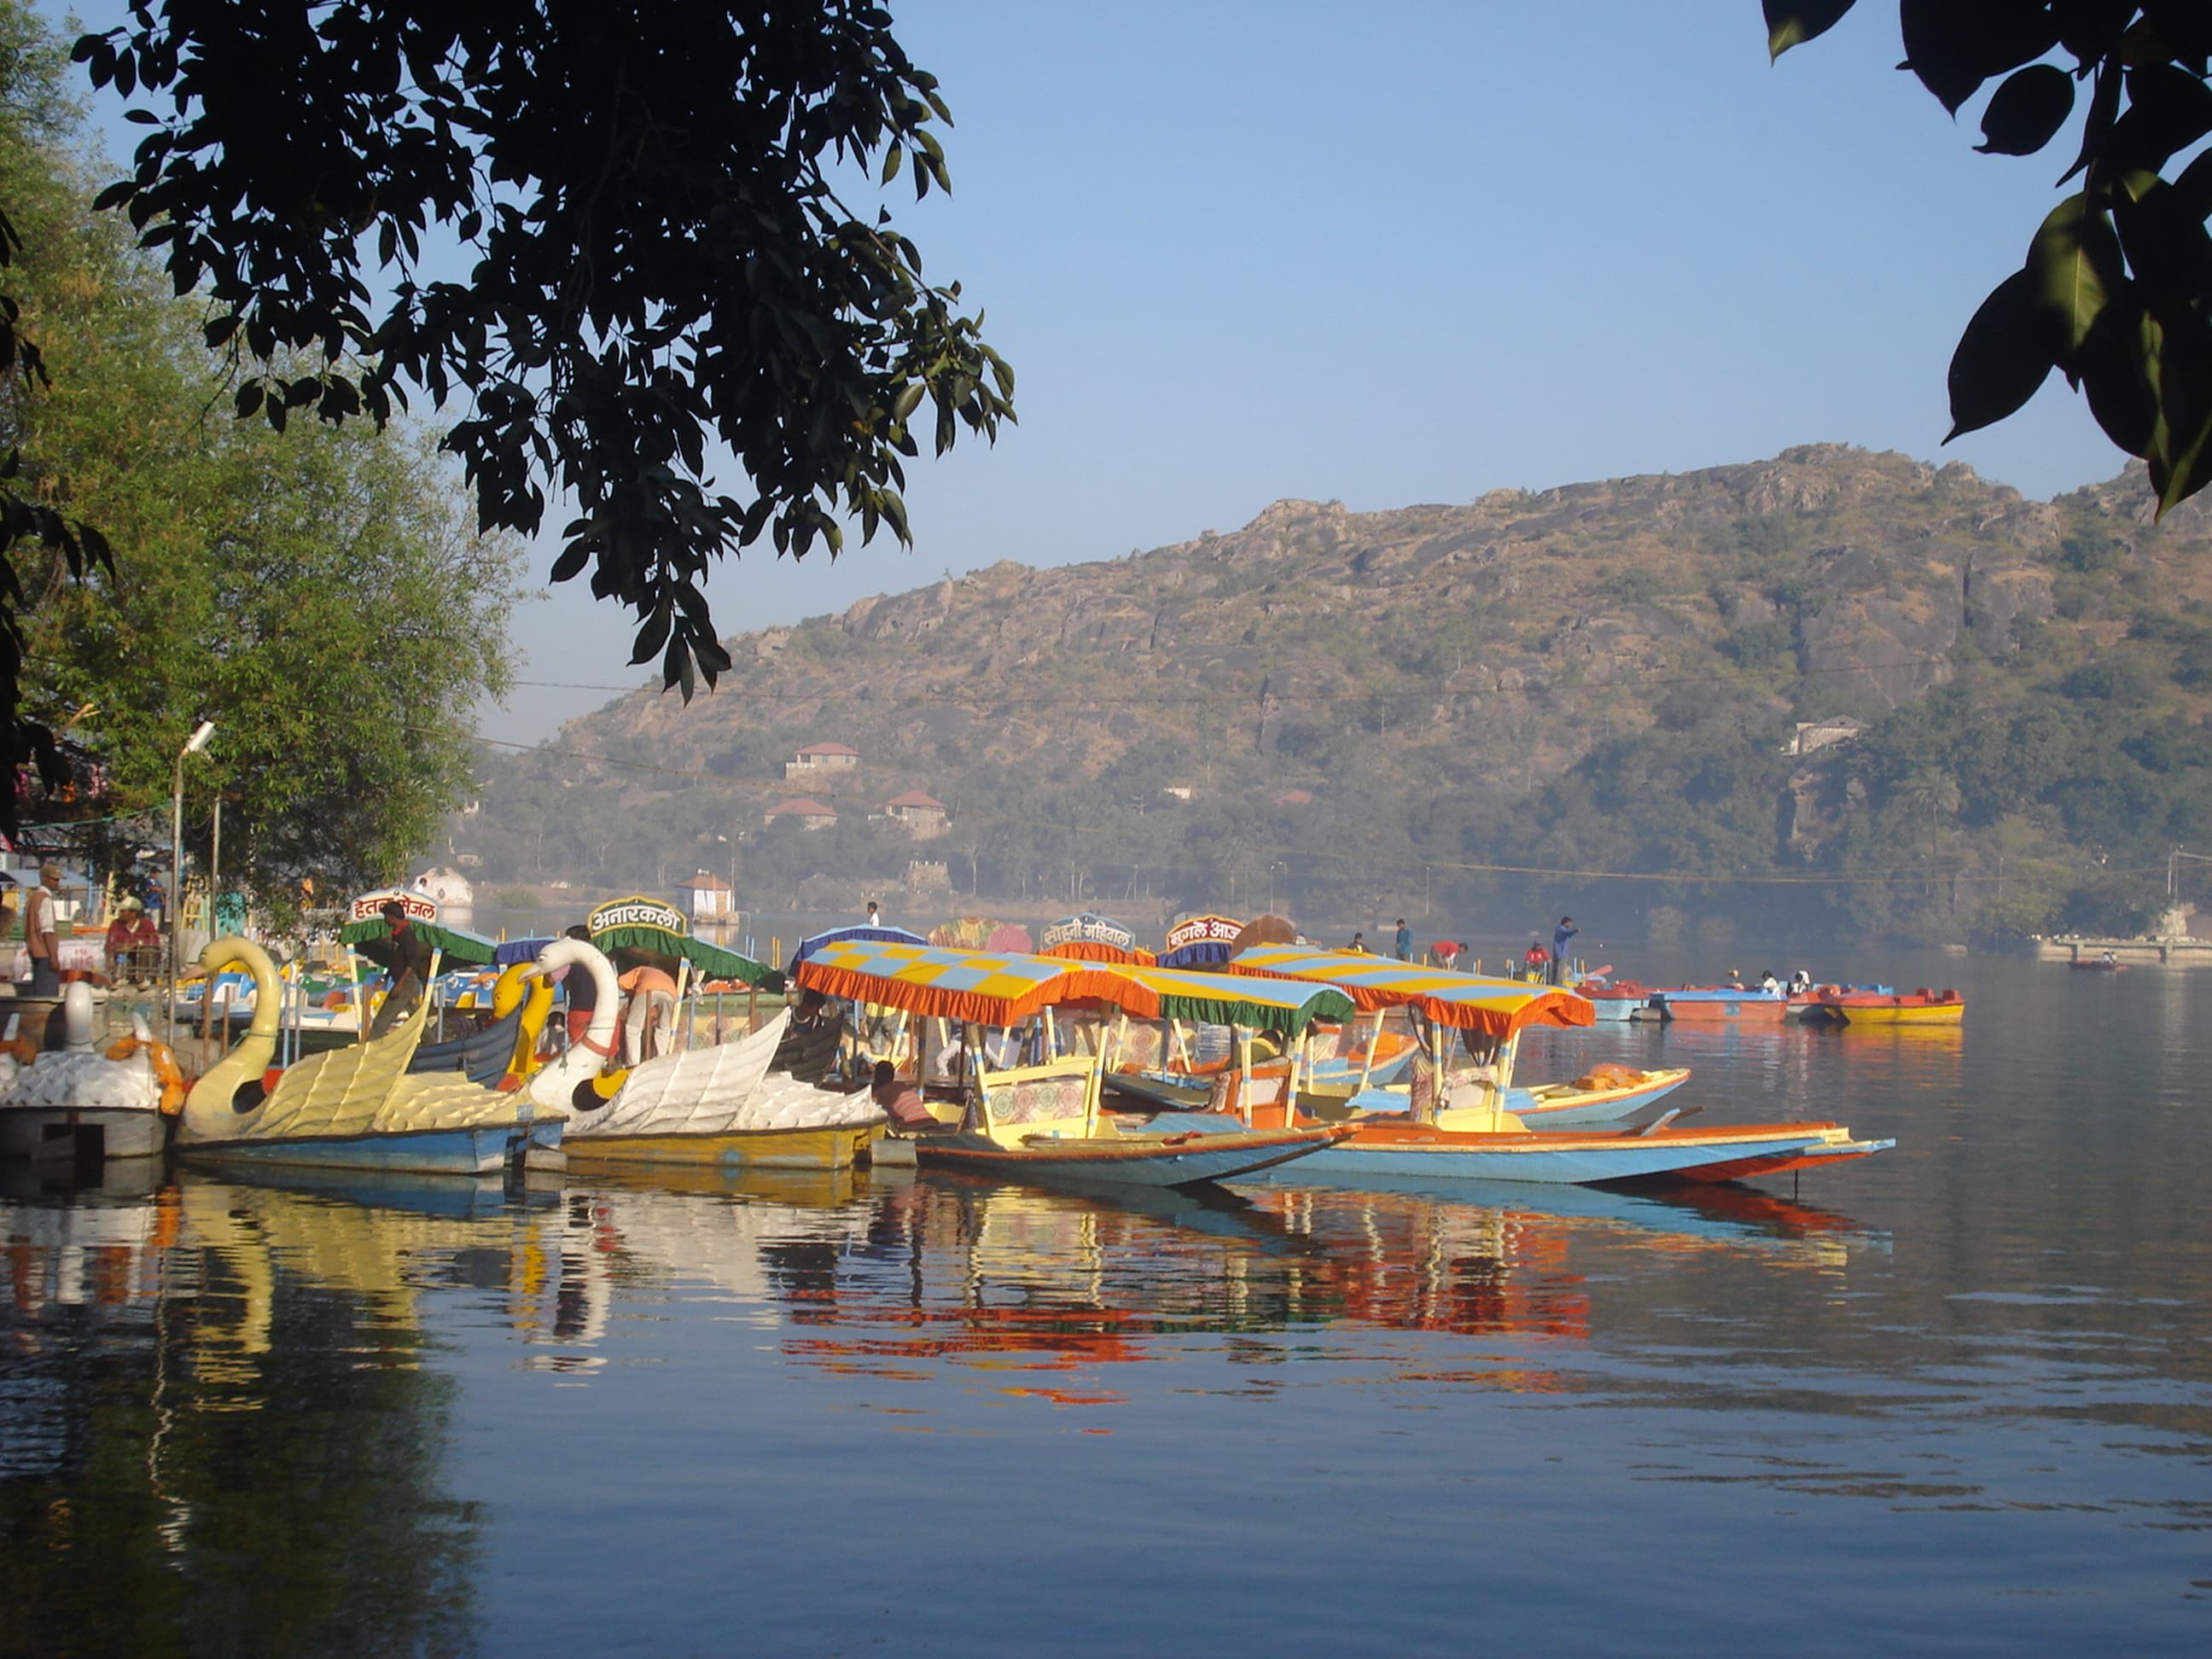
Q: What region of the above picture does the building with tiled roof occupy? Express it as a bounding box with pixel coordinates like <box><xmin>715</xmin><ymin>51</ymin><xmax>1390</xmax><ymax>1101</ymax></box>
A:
<box><xmin>883</xmin><ymin>789</ymin><xmax>950</xmax><ymax>839</ymax></box>
<box><xmin>763</xmin><ymin>797</ymin><xmax>839</xmax><ymax>831</ymax></box>
<box><xmin>676</xmin><ymin>870</ymin><xmax>735</xmax><ymax>918</ymax></box>
<box><xmin>786</xmin><ymin>741</ymin><xmax>859</xmax><ymax>778</ymax></box>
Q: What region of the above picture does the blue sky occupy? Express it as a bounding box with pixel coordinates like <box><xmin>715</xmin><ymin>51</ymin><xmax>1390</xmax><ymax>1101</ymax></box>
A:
<box><xmin>56</xmin><ymin>3</ymin><xmax>2128</xmax><ymax>743</ymax></box>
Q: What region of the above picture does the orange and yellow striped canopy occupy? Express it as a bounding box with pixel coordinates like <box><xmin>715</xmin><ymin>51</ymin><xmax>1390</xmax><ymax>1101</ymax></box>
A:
<box><xmin>1228</xmin><ymin>946</ymin><xmax>1593</xmax><ymax>1037</ymax></box>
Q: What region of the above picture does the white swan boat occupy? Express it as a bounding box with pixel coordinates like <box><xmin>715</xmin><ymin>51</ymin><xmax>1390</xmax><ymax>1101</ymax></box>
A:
<box><xmin>0</xmin><ymin>984</ymin><xmax>182</xmax><ymax>1161</ymax></box>
<box><xmin>527</xmin><ymin>937</ymin><xmax>881</xmax><ymax>1169</ymax></box>
<box><xmin>173</xmin><ymin>938</ymin><xmax>561</xmax><ymax>1174</ymax></box>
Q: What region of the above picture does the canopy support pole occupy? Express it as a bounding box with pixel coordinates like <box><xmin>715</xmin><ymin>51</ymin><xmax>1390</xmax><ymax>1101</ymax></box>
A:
<box><xmin>1354</xmin><ymin>1007</ymin><xmax>1385</xmax><ymax>1094</ymax></box>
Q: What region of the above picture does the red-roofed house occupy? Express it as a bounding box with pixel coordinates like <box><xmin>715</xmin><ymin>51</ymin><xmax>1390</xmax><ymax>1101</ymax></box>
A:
<box><xmin>785</xmin><ymin>741</ymin><xmax>859</xmax><ymax>779</ymax></box>
<box><xmin>883</xmin><ymin>789</ymin><xmax>950</xmax><ymax>839</ymax></box>
<box><xmin>676</xmin><ymin>870</ymin><xmax>734</xmax><ymax>920</ymax></box>
<box><xmin>764</xmin><ymin>797</ymin><xmax>838</xmax><ymax>831</ymax></box>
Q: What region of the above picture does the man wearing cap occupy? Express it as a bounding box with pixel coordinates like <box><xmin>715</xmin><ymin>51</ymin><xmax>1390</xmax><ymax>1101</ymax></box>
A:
<box><xmin>369</xmin><ymin>899</ymin><xmax>434</xmax><ymax>1039</ymax></box>
<box><xmin>106</xmin><ymin>895</ymin><xmax>160</xmax><ymax>985</ymax></box>
<box><xmin>25</xmin><ymin>864</ymin><xmax>63</xmax><ymax>997</ymax></box>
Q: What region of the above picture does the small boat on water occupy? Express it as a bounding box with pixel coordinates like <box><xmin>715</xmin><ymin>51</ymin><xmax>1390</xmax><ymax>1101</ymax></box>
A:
<box><xmin>527</xmin><ymin>929</ymin><xmax>876</xmax><ymax>1171</ymax></box>
<box><xmin>173</xmin><ymin>939</ymin><xmax>559</xmax><ymax>1175</ymax></box>
<box><xmin>2069</xmin><ymin>957</ymin><xmax>2127</xmax><ymax>973</ymax></box>
<box><xmin>1797</xmin><ymin>987</ymin><xmax>1965</xmax><ymax>1027</ymax></box>
<box><xmin>789</xmin><ymin>939</ymin><xmax>1354</xmax><ymax>1189</ymax></box>
<box><xmin>1214</xmin><ymin>947</ymin><xmax>1890</xmax><ymax>1185</ymax></box>
<box><xmin>1642</xmin><ymin>987</ymin><xmax>1792</xmax><ymax>1023</ymax></box>
<box><xmin>0</xmin><ymin>984</ymin><xmax>183</xmax><ymax>1161</ymax></box>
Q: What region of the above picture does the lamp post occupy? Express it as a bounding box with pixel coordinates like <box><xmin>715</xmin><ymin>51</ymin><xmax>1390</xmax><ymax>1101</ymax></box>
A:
<box><xmin>166</xmin><ymin>719</ymin><xmax>215</xmax><ymax>1048</ymax></box>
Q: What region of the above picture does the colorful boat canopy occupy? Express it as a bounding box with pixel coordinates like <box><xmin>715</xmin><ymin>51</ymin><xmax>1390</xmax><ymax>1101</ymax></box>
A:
<box><xmin>787</xmin><ymin>923</ymin><xmax>929</xmax><ymax>972</ymax></box>
<box><xmin>586</xmin><ymin>894</ymin><xmax>783</xmax><ymax>990</ymax></box>
<box><xmin>794</xmin><ymin>940</ymin><xmax>1128</xmax><ymax>1027</ymax></box>
<box><xmin>793</xmin><ymin>940</ymin><xmax>1352</xmax><ymax>1035</ymax></box>
<box><xmin>494</xmin><ymin>936</ymin><xmax>556</xmax><ymax>966</ymax></box>
<box><xmin>1156</xmin><ymin>912</ymin><xmax>1243</xmax><ymax>969</ymax></box>
<box><xmin>336</xmin><ymin>915</ymin><xmax>500</xmax><ymax>967</ymax></box>
<box><xmin>1101</xmin><ymin>963</ymin><xmax>1353</xmax><ymax>1037</ymax></box>
<box><xmin>1038</xmin><ymin>911</ymin><xmax>1155</xmax><ymax>964</ymax></box>
<box><xmin>1227</xmin><ymin>945</ymin><xmax>1594</xmax><ymax>1037</ymax></box>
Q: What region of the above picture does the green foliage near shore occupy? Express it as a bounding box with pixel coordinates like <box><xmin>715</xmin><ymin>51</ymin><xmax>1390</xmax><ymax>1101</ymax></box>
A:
<box><xmin>0</xmin><ymin>2</ymin><xmax>523</xmax><ymax>900</ymax></box>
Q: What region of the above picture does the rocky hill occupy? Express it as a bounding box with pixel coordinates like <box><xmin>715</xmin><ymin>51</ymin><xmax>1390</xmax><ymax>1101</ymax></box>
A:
<box><xmin>461</xmin><ymin>445</ymin><xmax>2212</xmax><ymax>941</ymax></box>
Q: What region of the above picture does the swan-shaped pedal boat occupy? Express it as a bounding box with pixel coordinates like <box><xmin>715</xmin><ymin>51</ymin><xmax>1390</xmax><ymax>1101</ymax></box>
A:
<box><xmin>527</xmin><ymin>936</ymin><xmax>879</xmax><ymax>1169</ymax></box>
<box><xmin>0</xmin><ymin>982</ymin><xmax>183</xmax><ymax>1161</ymax></box>
<box><xmin>173</xmin><ymin>938</ymin><xmax>562</xmax><ymax>1175</ymax></box>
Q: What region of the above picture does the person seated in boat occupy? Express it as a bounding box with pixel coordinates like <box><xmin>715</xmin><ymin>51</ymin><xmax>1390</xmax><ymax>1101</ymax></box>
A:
<box><xmin>1725</xmin><ymin>966</ymin><xmax>1743</xmax><ymax>989</ymax></box>
<box><xmin>1347</xmin><ymin>930</ymin><xmax>1368</xmax><ymax>953</ymax></box>
<box><xmin>871</xmin><ymin>1059</ymin><xmax>946</xmax><ymax>1132</ymax></box>
<box><xmin>616</xmin><ymin>962</ymin><xmax>679</xmax><ymax>1062</ymax></box>
<box><xmin>2100</xmin><ymin>950</ymin><xmax>2116</xmax><ymax>966</ymax></box>
<box><xmin>770</xmin><ymin>987</ymin><xmax>846</xmax><ymax>1083</ymax></box>
<box><xmin>104</xmin><ymin>895</ymin><xmax>160</xmax><ymax>984</ymax></box>
<box><xmin>1789</xmin><ymin>969</ymin><xmax>1813</xmax><ymax>995</ymax></box>
<box><xmin>1758</xmin><ymin>969</ymin><xmax>1779</xmax><ymax>993</ymax></box>
<box><xmin>1522</xmin><ymin>939</ymin><xmax>1549</xmax><ymax>982</ymax></box>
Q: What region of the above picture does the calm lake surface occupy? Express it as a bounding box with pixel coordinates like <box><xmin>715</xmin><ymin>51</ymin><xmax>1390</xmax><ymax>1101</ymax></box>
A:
<box><xmin>3</xmin><ymin>953</ymin><xmax>2208</xmax><ymax>1654</ymax></box>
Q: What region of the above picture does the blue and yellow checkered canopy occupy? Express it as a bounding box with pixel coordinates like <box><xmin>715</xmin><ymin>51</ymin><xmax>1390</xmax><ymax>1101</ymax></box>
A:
<box><xmin>1228</xmin><ymin>946</ymin><xmax>1592</xmax><ymax>1037</ymax></box>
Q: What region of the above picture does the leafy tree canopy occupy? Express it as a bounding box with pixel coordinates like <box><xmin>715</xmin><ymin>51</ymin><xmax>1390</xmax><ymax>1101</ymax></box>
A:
<box><xmin>1767</xmin><ymin>2</ymin><xmax>2212</xmax><ymax>511</ymax></box>
<box><xmin>75</xmin><ymin>0</ymin><xmax>1013</xmax><ymax>701</ymax></box>
<box><xmin>2</xmin><ymin>0</ymin><xmax>524</xmax><ymax>901</ymax></box>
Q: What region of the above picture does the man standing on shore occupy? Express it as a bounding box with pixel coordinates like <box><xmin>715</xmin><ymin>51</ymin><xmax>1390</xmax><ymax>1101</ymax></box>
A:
<box><xmin>1394</xmin><ymin>918</ymin><xmax>1412</xmax><ymax>962</ymax></box>
<box><xmin>24</xmin><ymin>863</ymin><xmax>62</xmax><ymax>997</ymax></box>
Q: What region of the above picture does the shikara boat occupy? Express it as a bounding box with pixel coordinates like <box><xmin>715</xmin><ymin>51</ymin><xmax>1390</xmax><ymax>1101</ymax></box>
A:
<box><xmin>1227</xmin><ymin>947</ymin><xmax>1689</xmax><ymax>1128</ymax></box>
<box><xmin>527</xmin><ymin>927</ymin><xmax>876</xmax><ymax>1170</ymax></box>
<box><xmin>1797</xmin><ymin>986</ymin><xmax>1965</xmax><ymax>1027</ymax></box>
<box><xmin>173</xmin><ymin>939</ymin><xmax>558</xmax><ymax>1174</ymax></box>
<box><xmin>1215</xmin><ymin>947</ymin><xmax>1890</xmax><ymax>1185</ymax></box>
<box><xmin>790</xmin><ymin>939</ymin><xmax>1355</xmax><ymax>1188</ymax></box>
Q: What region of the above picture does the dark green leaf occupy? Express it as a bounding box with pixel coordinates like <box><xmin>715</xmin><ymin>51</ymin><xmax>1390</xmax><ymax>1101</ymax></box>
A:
<box><xmin>2027</xmin><ymin>193</ymin><xmax>2122</xmax><ymax>368</ymax></box>
<box><xmin>1947</xmin><ymin>269</ymin><xmax>2064</xmax><ymax>439</ymax></box>
<box><xmin>1978</xmin><ymin>64</ymin><xmax>2075</xmax><ymax>154</ymax></box>
<box><xmin>1765</xmin><ymin>0</ymin><xmax>1857</xmax><ymax>60</ymax></box>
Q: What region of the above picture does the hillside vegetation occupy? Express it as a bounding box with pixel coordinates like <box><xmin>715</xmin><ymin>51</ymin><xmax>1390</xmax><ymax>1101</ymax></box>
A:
<box><xmin>463</xmin><ymin>445</ymin><xmax>2212</xmax><ymax>942</ymax></box>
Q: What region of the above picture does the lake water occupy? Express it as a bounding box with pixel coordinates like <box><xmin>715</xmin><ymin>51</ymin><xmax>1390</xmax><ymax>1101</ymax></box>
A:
<box><xmin>3</xmin><ymin>953</ymin><xmax>2208</xmax><ymax>1654</ymax></box>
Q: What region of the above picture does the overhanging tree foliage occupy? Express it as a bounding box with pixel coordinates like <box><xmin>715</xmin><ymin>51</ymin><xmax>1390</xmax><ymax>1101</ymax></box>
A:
<box><xmin>2</xmin><ymin>0</ymin><xmax>525</xmax><ymax>898</ymax></box>
<box><xmin>73</xmin><ymin>0</ymin><xmax>1014</xmax><ymax>702</ymax></box>
<box><xmin>1767</xmin><ymin>3</ymin><xmax>2212</xmax><ymax>512</ymax></box>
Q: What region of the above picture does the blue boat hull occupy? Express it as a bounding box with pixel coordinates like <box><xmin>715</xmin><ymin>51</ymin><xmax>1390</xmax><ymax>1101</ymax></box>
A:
<box><xmin>177</xmin><ymin>1123</ymin><xmax>515</xmax><ymax>1175</ymax></box>
<box><xmin>916</xmin><ymin>1126</ymin><xmax>1348</xmax><ymax>1190</ymax></box>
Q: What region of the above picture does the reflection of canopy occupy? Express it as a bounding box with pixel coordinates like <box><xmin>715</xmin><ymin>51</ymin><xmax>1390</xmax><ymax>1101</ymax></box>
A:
<box><xmin>792</xmin><ymin>940</ymin><xmax>1353</xmax><ymax>1036</ymax></box>
<box><xmin>1039</xmin><ymin>911</ymin><xmax>1155</xmax><ymax>965</ymax></box>
<box><xmin>337</xmin><ymin>915</ymin><xmax>500</xmax><ymax>966</ymax></box>
<box><xmin>586</xmin><ymin>894</ymin><xmax>784</xmax><ymax>989</ymax></box>
<box><xmin>1157</xmin><ymin>912</ymin><xmax>1243</xmax><ymax>969</ymax></box>
<box><xmin>1228</xmin><ymin>945</ymin><xmax>1593</xmax><ymax>1037</ymax></box>
<box><xmin>787</xmin><ymin>923</ymin><xmax>929</xmax><ymax>972</ymax></box>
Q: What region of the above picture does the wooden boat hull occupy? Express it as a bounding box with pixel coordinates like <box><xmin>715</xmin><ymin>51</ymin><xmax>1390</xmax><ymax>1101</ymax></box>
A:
<box><xmin>1825</xmin><ymin>1002</ymin><xmax>1964</xmax><ymax>1026</ymax></box>
<box><xmin>176</xmin><ymin>1122</ymin><xmax>516</xmax><ymax>1175</ymax></box>
<box><xmin>1280</xmin><ymin>1119</ymin><xmax>1891</xmax><ymax>1187</ymax></box>
<box><xmin>1646</xmin><ymin>992</ymin><xmax>1790</xmax><ymax>1024</ymax></box>
<box><xmin>915</xmin><ymin>1124</ymin><xmax>1351</xmax><ymax>1190</ymax></box>
<box><xmin>0</xmin><ymin>1105</ymin><xmax>170</xmax><ymax>1161</ymax></box>
<box><xmin>562</xmin><ymin>1122</ymin><xmax>876</xmax><ymax>1171</ymax></box>
<box><xmin>1318</xmin><ymin>1068</ymin><xmax>1692</xmax><ymax>1128</ymax></box>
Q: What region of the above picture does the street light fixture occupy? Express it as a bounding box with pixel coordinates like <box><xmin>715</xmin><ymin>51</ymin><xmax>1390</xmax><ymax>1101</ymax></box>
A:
<box><xmin>167</xmin><ymin>719</ymin><xmax>216</xmax><ymax>1048</ymax></box>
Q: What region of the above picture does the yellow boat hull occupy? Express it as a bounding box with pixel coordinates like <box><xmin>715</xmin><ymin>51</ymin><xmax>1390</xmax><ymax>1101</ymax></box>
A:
<box><xmin>1835</xmin><ymin>1002</ymin><xmax>1965</xmax><ymax>1026</ymax></box>
<box><xmin>563</xmin><ymin>1123</ymin><xmax>877</xmax><ymax>1171</ymax></box>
